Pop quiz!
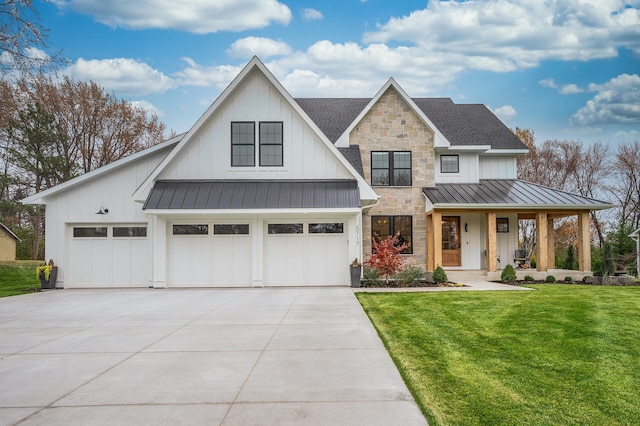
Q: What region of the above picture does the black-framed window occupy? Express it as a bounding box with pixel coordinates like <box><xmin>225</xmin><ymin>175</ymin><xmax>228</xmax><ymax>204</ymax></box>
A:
<box><xmin>440</xmin><ymin>155</ymin><xmax>459</xmax><ymax>173</ymax></box>
<box><xmin>231</xmin><ymin>122</ymin><xmax>255</xmax><ymax>166</ymax></box>
<box><xmin>214</xmin><ymin>224</ymin><xmax>250</xmax><ymax>235</ymax></box>
<box><xmin>259</xmin><ymin>122</ymin><xmax>283</xmax><ymax>166</ymax></box>
<box><xmin>497</xmin><ymin>218</ymin><xmax>509</xmax><ymax>233</ymax></box>
<box><xmin>113</xmin><ymin>226</ymin><xmax>147</xmax><ymax>238</ymax></box>
<box><xmin>371</xmin><ymin>151</ymin><xmax>411</xmax><ymax>186</ymax></box>
<box><xmin>371</xmin><ymin>216</ymin><xmax>412</xmax><ymax>254</ymax></box>
<box><xmin>73</xmin><ymin>227</ymin><xmax>107</xmax><ymax>238</ymax></box>
<box><xmin>173</xmin><ymin>224</ymin><xmax>209</xmax><ymax>235</ymax></box>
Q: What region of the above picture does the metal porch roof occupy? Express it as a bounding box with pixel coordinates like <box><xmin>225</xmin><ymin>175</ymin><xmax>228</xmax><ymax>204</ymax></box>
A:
<box><xmin>423</xmin><ymin>180</ymin><xmax>613</xmax><ymax>210</ymax></box>
<box><xmin>143</xmin><ymin>180</ymin><xmax>361</xmax><ymax>210</ymax></box>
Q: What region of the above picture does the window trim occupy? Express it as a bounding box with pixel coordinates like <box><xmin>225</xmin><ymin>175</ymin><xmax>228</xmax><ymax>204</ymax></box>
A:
<box><xmin>371</xmin><ymin>151</ymin><xmax>412</xmax><ymax>186</ymax></box>
<box><xmin>231</xmin><ymin>121</ymin><xmax>255</xmax><ymax>167</ymax></box>
<box><xmin>371</xmin><ymin>215</ymin><xmax>413</xmax><ymax>254</ymax></box>
<box><xmin>259</xmin><ymin>121</ymin><xmax>283</xmax><ymax>167</ymax></box>
<box><xmin>440</xmin><ymin>154</ymin><xmax>459</xmax><ymax>173</ymax></box>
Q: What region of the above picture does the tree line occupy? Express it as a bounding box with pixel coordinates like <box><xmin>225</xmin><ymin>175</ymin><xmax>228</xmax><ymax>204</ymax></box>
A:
<box><xmin>0</xmin><ymin>74</ymin><xmax>167</xmax><ymax>258</ymax></box>
<box><xmin>515</xmin><ymin>128</ymin><xmax>639</xmax><ymax>275</ymax></box>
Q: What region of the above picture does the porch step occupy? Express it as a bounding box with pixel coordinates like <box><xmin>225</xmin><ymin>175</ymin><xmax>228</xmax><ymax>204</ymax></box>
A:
<box><xmin>444</xmin><ymin>270</ymin><xmax>488</xmax><ymax>282</ymax></box>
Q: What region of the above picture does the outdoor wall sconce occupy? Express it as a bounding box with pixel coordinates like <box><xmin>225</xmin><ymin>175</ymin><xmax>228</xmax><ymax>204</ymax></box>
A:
<box><xmin>464</xmin><ymin>223</ymin><xmax>468</xmax><ymax>232</ymax></box>
<box><xmin>95</xmin><ymin>206</ymin><xmax>109</xmax><ymax>215</ymax></box>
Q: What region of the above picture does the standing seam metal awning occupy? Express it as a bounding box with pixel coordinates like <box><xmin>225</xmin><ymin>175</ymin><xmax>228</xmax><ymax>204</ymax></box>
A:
<box><xmin>422</xmin><ymin>179</ymin><xmax>613</xmax><ymax>210</ymax></box>
<box><xmin>143</xmin><ymin>180</ymin><xmax>361</xmax><ymax>210</ymax></box>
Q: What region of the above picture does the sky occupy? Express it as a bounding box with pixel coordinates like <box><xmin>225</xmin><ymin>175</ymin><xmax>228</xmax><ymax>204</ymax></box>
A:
<box><xmin>28</xmin><ymin>0</ymin><xmax>640</xmax><ymax>145</ymax></box>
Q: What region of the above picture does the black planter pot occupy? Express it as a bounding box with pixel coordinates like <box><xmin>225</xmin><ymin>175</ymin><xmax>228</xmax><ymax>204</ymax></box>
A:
<box><xmin>39</xmin><ymin>266</ymin><xmax>58</xmax><ymax>290</ymax></box>
<box><xmin>350</xmin><ymin>265</ymin><xmax>362</xmax><ymax>288</ymax></box>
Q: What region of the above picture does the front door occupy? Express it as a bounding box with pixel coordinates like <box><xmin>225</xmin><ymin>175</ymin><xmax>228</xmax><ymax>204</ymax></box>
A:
<box><xmin>442</xmin><ymin>216</ymin><xmax>461</xmax><ymax>267</ymax></box>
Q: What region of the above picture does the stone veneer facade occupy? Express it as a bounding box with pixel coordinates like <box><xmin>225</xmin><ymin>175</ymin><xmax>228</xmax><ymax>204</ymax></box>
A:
<box><xmin>350</xmin><ymin>87</ymin><xmax>435</xmax><ymax>268</ymax></box>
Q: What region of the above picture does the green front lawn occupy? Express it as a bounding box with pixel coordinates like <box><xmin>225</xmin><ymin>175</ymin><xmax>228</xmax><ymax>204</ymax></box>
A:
<box><xmin>0</xmin><ymin>260</ymin><xmax>42</xmax><ymax>297</ymax></box>
<box><xmin>357</xmin><ymin>285</ymin><xmax>640</xmax><ymax>426</ymax></box>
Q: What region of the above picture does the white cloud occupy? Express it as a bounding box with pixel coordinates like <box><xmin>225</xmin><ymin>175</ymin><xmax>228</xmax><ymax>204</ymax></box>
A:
<box><xmin>572</xmin><ymin>74</ymin><xmax>640</xmax><ymax>125</ymax></box>
<box><xmin>280</xmin><ymin>69</ymin><xmax>374</xmax><ymax>97</ymax></box>
<box><xmin>363</xmin><ymin>1</ymin><xmax>640</xmax><ymax>72</ymax></box>
<box><xmin>227</xmin><ymin>37</ymin><xmax>292</xmax><ymax>59</ymax></box>
<box><xmin>55</xmin><ymin>0</ymin><xmax>291</xmax><ymax>33</ymax></box>
<box><xmin>558</xmin><ymin>84</ymin><xmax>584</xmax><ymax>94</ymax></box>
<box><xmin>130</xmin><ymin>100</ymin><xmax>164</xmax><ymax>117</ymax></box>
<box><xmin>614</xmin><ymin>129</ymin><xmax>640</xmax><ymax>138</ymax></box>
<box><xmin>539</xmin><ymin>78</ymin><xmax>557</xmax><ymax>89</ymax></box>
<box><xmin>65</xmin><ymin>58</ymin><xmax>175</xmax><ymax>96</ymax></box>
<box><xmin>490</xmin><ymin>105</ymin><xmax>517</xmax><ymax>122</ymax></box>
<box><xmin>173</xmin><ymin>57</ymin><xmax>242</xmax><ymax>88</ymax></box>
<box><xmin>302</xmin><ymin>8</ymin><xmax>323</xmax><ymax>21</ymax></box>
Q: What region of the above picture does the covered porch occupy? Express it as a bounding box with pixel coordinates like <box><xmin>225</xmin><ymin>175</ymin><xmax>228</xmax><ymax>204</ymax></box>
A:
<box><xmin>423</xmin><ymin>180</ymin><xmax>613</xmax><ymax>276</ymax></box>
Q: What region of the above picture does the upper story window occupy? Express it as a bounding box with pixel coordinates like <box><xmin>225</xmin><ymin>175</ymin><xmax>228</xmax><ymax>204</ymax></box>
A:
<box><xmin>259</xmin><ymin>122</ymin><xmax>283</xmax><ymax>166</ymax></box>
<box><xmin>440</xmin><ymin>155</ymin><xmax>459</xmax><ymax>173</ymax></box>
<box><xmin>231</xmin><ymin>121</ymin><xmax>283</xmax><ymax>167</ymax></box>
<box><xmin>231</xmin><ymin>122</ymin><xmax>255</xmax><ymax>167</ymax></box>
<box><xmin>371</xmin><ymin>151</ymin><xmax>412</xmax><ymax>186</ymax></box>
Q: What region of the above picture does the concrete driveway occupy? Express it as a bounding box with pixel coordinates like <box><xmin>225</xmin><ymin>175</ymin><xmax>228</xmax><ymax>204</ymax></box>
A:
<box><xmin>0</xmin><ymin>288</ymin><xmax>427</xmax><ymax>425</ymax></box>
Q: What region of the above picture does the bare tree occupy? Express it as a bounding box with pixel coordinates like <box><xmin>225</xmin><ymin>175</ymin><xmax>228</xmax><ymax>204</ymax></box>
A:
<box><xmin>611</xmin><ymin>141</ymin><xmax>640</xmax><ymax>230</ymax></box>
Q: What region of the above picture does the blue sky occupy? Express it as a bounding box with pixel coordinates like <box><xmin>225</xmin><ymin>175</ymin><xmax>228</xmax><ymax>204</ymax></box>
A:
<box><xmin>32</xmin><ymin>0</ymin><xmax>640</xmax><ymax>145</ymax></box>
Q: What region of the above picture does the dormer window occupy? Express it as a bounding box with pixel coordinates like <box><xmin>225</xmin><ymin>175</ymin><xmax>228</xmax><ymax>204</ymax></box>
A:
<box><xmin>440</xmin><ymin>155</ymin><xmax>459</xmax><ymax>173</ymax></box>
<box><xmin>231</xmin><ymin>121</ymin><xmax>283</xmax><ymax>167</ymax></box>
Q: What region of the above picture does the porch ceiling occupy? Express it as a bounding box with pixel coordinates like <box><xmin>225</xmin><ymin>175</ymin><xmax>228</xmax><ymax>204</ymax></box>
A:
<box><xmin>423</xmin><ymin>179</ymin><xmax>613</xmax><ymax>211</ymax></box>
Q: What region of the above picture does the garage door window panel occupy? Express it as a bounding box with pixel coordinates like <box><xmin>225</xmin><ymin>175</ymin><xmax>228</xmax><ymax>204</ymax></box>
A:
<box><xmin>268</xmin><ymin>223</ymin><xmax>303</xmax><ymax>234</ymax></box>
<box><xmin>73</xmin><ymin>227</ymin><xmax>107</xmax><ymax>238</ymax></box>
<box><xmin>113</xmin><ymin>227</ymin><xmax>147</xmax><ymax>237</ymax></box>
<box><xmin>214</xmin><ymin>224</ymin><xmax>250</xmax><ymax>235</ymax></box>
<box><xmin>173</xmin><ymin>224</ymin><xmax>209</xmax><ymax>235</ymax></box>
<box><xmin>309</xmin><ymin>223</ymin><xmax>344</xmax><ymax>234</ymax></box>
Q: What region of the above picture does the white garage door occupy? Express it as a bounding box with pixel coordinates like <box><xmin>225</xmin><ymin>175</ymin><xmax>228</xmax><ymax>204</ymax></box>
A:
<box><xmin>169</xmin><ymin>223</ymin><xmax>252</xmax><ymax>287</ymax></box>
<box><xmin>264</xmin><ymin>222</ymin><xmax>348</xmax><ymax>286</ymax></box>
<box><xmin>70</xmin><ymin>225</ymin><xmax>151</xmax><ymax>288</ymax></box>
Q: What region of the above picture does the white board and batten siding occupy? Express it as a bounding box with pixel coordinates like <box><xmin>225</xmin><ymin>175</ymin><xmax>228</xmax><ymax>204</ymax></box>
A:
<box><xmin>43</xmin><ymin>148</ymin><xmax>169</xmax><ymax>287</ymax></box>
<box><xmin>159</xmin><ymin>71</ymin><xmax>353</xmax><ymax>182</ymax></box>
<box><xmin>435</xmin><ymin>153</ymin><xmax>480</xmax><ymax>183</ymax></box>
<box><xmin>479</xmin><ymin>156</ymin><xmax>518</xmax><ymax>179</ymax></box>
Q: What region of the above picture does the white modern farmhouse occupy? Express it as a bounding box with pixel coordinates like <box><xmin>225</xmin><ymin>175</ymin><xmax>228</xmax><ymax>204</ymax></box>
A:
<box><xmin>23</xmin><ymin>57</ymin><xmax>612</xmax><ymax>288</ymax></box>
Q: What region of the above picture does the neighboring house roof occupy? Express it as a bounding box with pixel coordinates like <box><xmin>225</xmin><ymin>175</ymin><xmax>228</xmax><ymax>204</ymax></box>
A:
<box><xmin>21</xmin><ymin>134</ymin><xmax>183</xmax><ymax>205</ymax></box>
<box><xmin>296</xmin><ymin>96</ymin><xmax>527</xmax><ymax>151</ymax></box>
<box><xmin>143</xmin><ymin>180</ymin><xmax>360</xmax><ymax>210</ymax></box>
<box><xmin>423</xmin><ymin>180</ymin><xmax>613</xmax><ymax>210</ymax></box>
<box><xmin>0</xmin><ymin>223</ymin><xmax>21</xmax><ymax>242</ymax></box>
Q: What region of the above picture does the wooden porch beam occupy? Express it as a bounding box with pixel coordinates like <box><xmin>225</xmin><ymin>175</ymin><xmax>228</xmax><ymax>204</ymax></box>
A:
<box><xmin>547</xmin><ymin>218</ymin><xmax>555</xmax><ymax>269</ymax></box>
<box><xmin>536</xmin><ymin>212</ymin><xmax>548</xmax><ymax>271</ymax></box>
<box><xmin>577</xmin><ymin>211</ymin><xmax>592</xmax><ymax>272</ymax></box>
<box><xmin>486</xmin><ymin>212</ymin><xmax>497</xmax><ymax>272</ymax></box>
<box><xmin>427</xmin><ymin>213</ymin><xmax>434</xmax><ymax>271</ymax></box>
<box><xmin>432</xmin><ymin>211</ymin><xmax>442</xmax><ymax>270</ymax></box>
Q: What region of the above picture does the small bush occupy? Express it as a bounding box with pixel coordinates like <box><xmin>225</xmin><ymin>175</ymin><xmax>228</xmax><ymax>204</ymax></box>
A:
<box><xmin>432</xmin><ymin>266</ymin><xmax>448</xmax><ymax>284</ymax></box>
<box><xmin>524</xmin><ymin>275</ymin><xmax>535</xmax><ymax>282</ymax></box>
<box><xmin>362</xmin><ymin>266</ymin><xmax>382</xmax><ymax>286</ymax></box>
<box><xmin>564</xmin><ymin>276</ymin><xmax>573</xmax><ymax>283</ymax></box>
<box><xmin>530</xmin><ymin>254</ymin><xmax>537</xmax><ymax>269</ymax></box>
<box><xmin>546</xmin><ymin>275</ymin><xmax>556</xmax><ymax>283</ymax></box>
<box><xmin>501</xmin><ymin>264</ymin><xmax>517</xmax><ymax>283</ymax></box>
<box><xmin>395</xmin><ymin>265</ymin><xmax>424</xmax><ymax>286</ymax></box>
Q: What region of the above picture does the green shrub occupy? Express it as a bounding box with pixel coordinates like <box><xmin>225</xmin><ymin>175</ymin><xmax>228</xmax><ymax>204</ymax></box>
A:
<box><xmin>363</xmin><ymin>266</ymin><xmax>382</xmax><ymax>286</ymax></box>
<box><xmin>524</xmin><ymin>275</ymin><xmax>535</xmax><ymax>282</ymax></box>
<box><xmin>395</xmin><ymin>265</ymin><xmax>424</xmax><ymax>286</ymax></box>
<box><xmin>432</xmin><ymin>266</ymin><xmax>448</xmax><ymax>284</ymax></box>
<box><xmin>530</xmin><ymin>254</ymin><xmax>537</xmax><ymax>268</ymax></box>
<box><xmin>546</xmin><ymin>275</ymin><xmax>556</xmax><ymax>283</ymax></box>
<box><xmin>564</xmin><ymin>276</ymin><xmax>573</xmax><ymax>283</ymax></box>
<box><xmin>501</xmin><ymin>264</ymin><xmax>517</xmax><ymax>283</ymax></box>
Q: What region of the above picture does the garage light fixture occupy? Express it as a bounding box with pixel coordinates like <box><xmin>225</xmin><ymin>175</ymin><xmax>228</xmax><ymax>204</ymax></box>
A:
<box><xmin>95</xmin><ymin>206</ymin><xmax>109</xmax><ymax>215</ymax></box>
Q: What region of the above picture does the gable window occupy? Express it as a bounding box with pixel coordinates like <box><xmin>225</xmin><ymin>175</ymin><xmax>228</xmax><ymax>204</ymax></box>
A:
<box><xmin>371</xmin><ymin>215</ymin><xmax>412</xmax><ymax>254</ymax></box>
<box><xmin>231</xmin><ymin>122</ymin><xmax>255</xmax><ymax>166</ymax></box>
<box><xmin>371</xmin><ymin>151</ymin><xmax>411</xmax><ymax>186</ymax></box>
<box><xmin>259</xmin><ymin>122</ymin><xmax>283</xmax><ymax>166</ymax></box>
<box><xmin>440</xmin><ymin>155</ymin><xmax>459</xmax><ymax>173</ymax></box>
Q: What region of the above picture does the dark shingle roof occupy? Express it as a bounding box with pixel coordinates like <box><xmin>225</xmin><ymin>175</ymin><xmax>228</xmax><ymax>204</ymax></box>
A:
<box><xmin>295</xmin><ymin>97</ymin><xmax>527</xmax><ymax>150</ymax></box>
<box><xmin>337</xmin><ymin>145</ymin><xmax>364</xmax><ymax>177</ymax></box>
<box><xmin>143</xmin><ymin>180</ymin><xmax>360</xmax><ymax>210</ymax></box>
<box><xmin>423</xmin><ymin>180</ymin><xmax>612</xmax><ymax>210</ymax></box>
